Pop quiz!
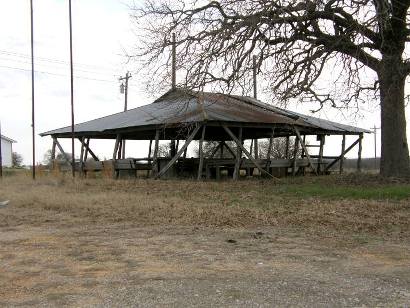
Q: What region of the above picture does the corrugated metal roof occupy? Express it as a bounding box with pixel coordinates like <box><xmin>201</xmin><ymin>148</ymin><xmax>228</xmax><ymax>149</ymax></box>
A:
<box><xmin>233</xmin><ymin>95</ymin><xmax>371</xmax><ymax>134</ymax></box>
<box><xmin>40</xmin><ymin>89</ymin><xmax>369</xmax><ymax>136</ymax></box>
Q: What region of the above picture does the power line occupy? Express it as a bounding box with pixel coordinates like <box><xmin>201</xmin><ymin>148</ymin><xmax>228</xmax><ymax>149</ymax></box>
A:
<box><xmin>0</xmin><ymin>49</ymin><xmax>118</xmax><ymax>72</ymax></box>
<box><xmin>0</xmin><ymin>64</ymin><xmax>115</xmax><ymax>83</ymax></box>
<box><xmin>0</xmin><ymin>56</ymin><xmax>120</xmax><ymax>77</ymax></box>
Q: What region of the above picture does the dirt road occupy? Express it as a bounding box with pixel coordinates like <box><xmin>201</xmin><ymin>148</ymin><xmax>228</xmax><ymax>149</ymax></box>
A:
<box><xmin>1</xmin><ymin>221</ymin><xmax>409</xmax><ymax>307</ymax></box>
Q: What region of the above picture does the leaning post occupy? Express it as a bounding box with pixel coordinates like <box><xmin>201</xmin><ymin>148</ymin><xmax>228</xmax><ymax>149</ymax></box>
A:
<box><xmin>340</xmin><ymin>134</ymin><xmax>346</xmax><ymax>174</ymax></box>
<box><xmin>197</xmin><ymin>125</ymin><xmax>206</xmax><ymax>180</ymax></box>
<box><xmin>233</xmin><ymin>127</ymin><xmax>243</xmax><ymax>180</ymax></box>
<box><xmin>151</xmin><ymin>129</ymin><xmax>160</xmax><ymax>177</ymax></box>
<box><xmin>357</xmin><ymin>133</ymin><xmax>363</xmax><ymax>172</ymax></box>
<box><xmin>292</xmin><ymin>135</ymin><xmax>300</xmax><ymax>176</ymax></box>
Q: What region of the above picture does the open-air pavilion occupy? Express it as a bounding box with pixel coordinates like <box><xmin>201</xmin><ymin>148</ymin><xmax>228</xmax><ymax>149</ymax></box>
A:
<box><xmin>40</xmin><ymin>88</ymin><xmax>369</xmax><ymax>180</ymax></box>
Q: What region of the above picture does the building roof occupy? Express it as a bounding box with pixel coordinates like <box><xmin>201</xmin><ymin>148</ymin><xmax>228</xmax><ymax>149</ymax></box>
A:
<box><xmin>0</xmin><ymin>135</ymin><xmax>16</xmax><ymax>143</ymax></box>
<box><xmin>40</xmin><ymin>89</ymin><xmax>370</xmax><ymax>138</ymax></box>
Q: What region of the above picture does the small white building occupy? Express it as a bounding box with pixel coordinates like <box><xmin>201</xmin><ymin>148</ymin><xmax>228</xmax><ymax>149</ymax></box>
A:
<box><xmin>1</xmin><ymin>135</ymin><xmax>16</xmax><ymax>167</ymax></box>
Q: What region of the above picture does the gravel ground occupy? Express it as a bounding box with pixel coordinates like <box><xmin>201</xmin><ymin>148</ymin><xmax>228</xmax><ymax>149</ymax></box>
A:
<box><xmin>0</xmin><ymin>222</ymin><xmax>409</xmax><ymax>307</ymax></box>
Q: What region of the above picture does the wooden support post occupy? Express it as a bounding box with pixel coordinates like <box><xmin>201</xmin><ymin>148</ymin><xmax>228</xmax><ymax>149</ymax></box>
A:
<box><xmin>222</xmin><ymin>126</ymin><xmax>276</xmax><ymax>179</ymax></box>
<box><xmin>357</xmin><ymin>133</ymin><xmax>363</xmax><ymax>172</ymax></box>
<box><xmin>301</xmin><ymin>135</ymin><xmax>306</xmax><ymax>157</ymax></box>
<box><xmin>292</xmin><ymin>136</ymin><xmax>300</xmax><ymax>176</ymax></box>
<box><xmin>220</xmin><ymin>141</ymin><xmax>224</xmax><ymax>158</ymax></box>
<box><xmin>151</xmin><ymin>129</ymin><xmax>160</xmax><ymax>177</ymax></box>
<box><xmin>197</xmin><ymin>125</ymin><xmax>206</xmax><ymax>180</ymax></box>
<box><xmin>170</xmin><ymin>139</ymin><xmax>176</xmax><ymax>157</ymax></box>
<box><xmin>285</xmin><ymin>136</ymin><xmax>290</xmax><ymax>159</ymax></box>
<box><xmin>148</xmin><ymin>139</ymin><xmax>153</xmax><ymax>159</ymax></box>
<box><xmin>325</xmin><ymin>137</ymin><xmax>361</xmax><ymax>171</ymax></box>
<box><xmin>293</xmin><ymin>127</ymin><xmax>317</xmax><ymax>175</ymax></box>
<box><xmin>209</xmin><ymin>142</ymin><xmax>222</xmax><ymax>159</ymax></box>
<box><xmin>156</xmin><ymin>124</ymin><xmax>201</xmax><ymax>179</ymax></box>
<box><xmin>318</xmin><ymin>135</ymin><xmax>325</xmax><ymax>174</ymax></box>
<box><xmin>249</xmin><ymin>139</ymin><xmax>253</xmax><ymax>156</ymax></box>
<box><xmin>51</xmin><ymin>138</ymin><xmax>57</xmax><ymax>170</ymax></box>
<box><xmin>266</xmin><ymin>128</ymin><xmax>275</xmax><ymax>170</ymax></box>
<box><xmin>254</xmin><ymin>139</ymin><xmax>259</xmax><ymax>159</ymax></box>
<box><xmin>79</xmin><ymin>136</ymin><xmax>86</xmax><ymax>176</ymax></box>
<box><xmin>224</xmin><ymin>142</ymin><xmax>236</xmax><ymax>158</ymax></box>
<box><xmin>78</xmin><ymin>137</ymin><xmax>99</xmax><ymax>161</ymax></box>
<box><xmin>54</xmin><ymin>138</ymin><xmax>73</xmax><ymax>167</ymax></box>
<box><xmin>117</xmin><ymin>137</ymin><xmax>123</xmax><ymax>160</ymax></box>
<box><xmin>113</xmin><ymin>134</ymin><xmax>121</xmax><ymax>179</ymax></box>
<box><xmin>233</xmin><ymin>127</ymin><xmax>243</xmax><ymax>180</ymax></box>
<box><xmin>51</xmin><ymin>138</ymin><xmax>57</xmax><ymax>160</ymax></box>
<box><xmin>176</xmin><ymin>140</ymin><xmax>180</xmax><ymax>153</ymax></box>
<box><xmin>84</xmin><ymin>138</ymin><xmax>90</xmax><ymax>162</ymax></box>
<box><xmin>340</xmin><ymin>134</ymin><xmax>346</xmax><ymax>174</ymax></box>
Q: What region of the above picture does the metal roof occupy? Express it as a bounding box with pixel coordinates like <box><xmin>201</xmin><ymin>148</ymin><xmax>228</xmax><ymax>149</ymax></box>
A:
<box><xmin>40</xmin><ymin>89</ymin><xmax>369</xmax><ymax>137</ymax></box>
<box><xmin>0</xmin><ymin>135</ymin><xmax>16</xmax><ymax>143</ymax></box>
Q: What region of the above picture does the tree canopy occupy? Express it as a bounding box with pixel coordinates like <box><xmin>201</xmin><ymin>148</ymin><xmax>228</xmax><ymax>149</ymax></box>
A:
<box><xmin>133</xmin><ymin>0</ymin><xmax>410</xmax><ymax>177</ymax></box>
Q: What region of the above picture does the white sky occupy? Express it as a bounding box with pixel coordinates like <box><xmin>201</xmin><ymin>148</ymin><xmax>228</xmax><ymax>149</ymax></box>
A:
<box><xmin>0</xmin><ymin>0</ymin><xmax>409</xmax><ymax>165</ymax></box>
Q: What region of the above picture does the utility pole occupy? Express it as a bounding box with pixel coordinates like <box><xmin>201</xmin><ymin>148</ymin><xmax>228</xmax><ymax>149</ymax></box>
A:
<box><xmin>252</xmin><ymin>55</ymin><xmax>258</xmax><ymax>159</ymax></box>
<box><xmin>69</xmin><ymin>0</ymin><xmax>75</xmax><ymax>178</ymax></box>
<box><xmin>372</xmin><ymin>125</ymin><xmax>380</xmax><ymax>170</ymax></box>
<box><xmin>30</xmin><ymin>0</ymin><xmax>36</xmax><ymax>179</ymax></box>
<box><xmin>119</xmin><ymin>72</ymin><xmax>132</xmax><ymax>159</ymax></box>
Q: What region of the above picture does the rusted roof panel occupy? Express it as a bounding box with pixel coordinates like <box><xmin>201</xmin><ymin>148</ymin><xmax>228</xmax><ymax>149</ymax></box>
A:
<box><xmin>40</xmin><ymin>89</ymin><xmax>368</xmax><ymax>136</ymax></box>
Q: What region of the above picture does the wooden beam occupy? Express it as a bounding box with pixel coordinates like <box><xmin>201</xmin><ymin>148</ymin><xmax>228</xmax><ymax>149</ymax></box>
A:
<box><xmin>233</xmin><ymin>127</ymin><xmax>243</xmax><ymax>180</ymax></box>
<box><xmin>113</xmin><ymin>134</ymin><xmax>121</xmax><ymax>178</ymax></box>
<box><xmin>113</xmin><ymin>135</ymin><xmax>121</xmax><ymax>160</ymax></box>
<box><xmin>84</xmin><ymin>138</ymin><xmax>90</xmax><ymax>161</ymax></box>
<box><xmin>220</xmin><ymin>141</ymin><xmax>224</xmax><ymax>158</ymax></box>
<box><xmin>293</xmin><ymin>126</ymin><xmax>318</xmax><ymax>175</ymax></box>
<box><xmin>292</xmin><ymin>136</ymin><xmax>300</xmax><ymax>176</ymax></box>
<box><xmin>151</xmin><ymin>129</ymin><xmax>160</xmax><ymax>177</ymax></box>
<box><xmin>117</xmin><ymin>137</ymin><xmax>123</xmax><ymax>160</ymax></box>
<box><xmin>325</xmin><ymin>136</ymin><xmax>361</xmax><ymax>171</ymax></box>
<box><xmin>222</xmin><ymin>125</ymin><xmax>276</xmax><ymax>179</ymax></box>
<box><xmin>357</xmin><ymin>133</ymin><xmax>363</xmax><ymax>172</ymax></box>
<box><xmin>51</xmin><ymin>138</ymin><xmax>57</xmax><ymax>160</ymax></box>
<box><xmin>301</xmin><ymin>135</ymin><xmax>306</xmax><ymax>157</ymax></box>
<box><xmin>79</xmin><ymin>136</ymin><xmax>86</xmax><ymax>176</ymax></box>
<box><xmin>209</xmin><ymin>142</ymin><xmax>222</xmax><ymax>159</ymax></box>
<box><xmin>197</xmin><ymin>125</ymin><xmax>206</xmax><ymax>180</ymax></box>
<box><xmin>148</xmin><ymin>139</ymin><xmax>153</xmax><ymax>159</ymax></box>
<box><xmin>265</xmin><ymin>128</ymin><xmax>275</xmax><ymax>170</ymax></box>
<box><xmin>51</xmin><ymin>138</ymin><xmax>57</xmax><ymax>170</ymax></box>
<box><xmin>156</xmin><ymin>124</ymin><xmax>201</xmax><ymax>179</ymax></box>
<box><xmin>224</xmin><ymin>142</ymin><xmax>236</xmax><ymax>158</ymax></box>
<box><xmin>54</xmin><ymin>138</ymin><xmax>72</xmax><ymax>166</ymax></box>
<box><xmin>285</xmin><ymin>136</ymin><xmax>290</xmax><ymax>159</ymax></box>
<box><xmin>254</xmin><ymin>139</ymin><xmax>259</xmax><ymax>159</ymax></box>
<box><xmin>318</xmin><ymin>135</ymin><xmax>325</xmax><ymax>174</ymax></box>
<box><xmin>340</xmin><ymin>134</ymin><xmax>346</xmax><ymax>174</ymax></box>
<box><xmin>77</xmin><ymin>137</ymin><xmax>99</xmax><ymax>161</ymax></box>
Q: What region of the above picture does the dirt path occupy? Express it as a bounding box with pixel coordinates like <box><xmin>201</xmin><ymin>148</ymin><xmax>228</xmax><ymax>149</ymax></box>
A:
<box><xmin>1</xmin><ymin>221</ymin><xmax>409</xmax><ymax>307</ymax></box>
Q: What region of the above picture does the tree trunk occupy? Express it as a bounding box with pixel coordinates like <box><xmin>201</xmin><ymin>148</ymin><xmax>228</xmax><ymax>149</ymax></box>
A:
<box><xmin>379</xmin><ymin>57</ymin><xmax>410</xmax><ymax>177</ymax></box>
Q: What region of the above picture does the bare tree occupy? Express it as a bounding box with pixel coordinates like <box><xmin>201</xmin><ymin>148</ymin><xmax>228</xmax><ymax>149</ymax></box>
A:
<box><xmin>258</xmin><ymin>138</ymin><xmax>303</xmax><ymax>159</ymax></box>
<box><xmin>12</xmin><ymin>152</ymin><xmax>23</xmax><ymax>168</ymax></box>
<box><xmin>133</xmin><ymin>0</ymin><xmax>410</xmax><ymax>177</ymax></box>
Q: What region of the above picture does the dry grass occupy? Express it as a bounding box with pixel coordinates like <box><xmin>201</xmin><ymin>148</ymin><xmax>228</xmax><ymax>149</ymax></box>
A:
<box><xmin>0</xmin><ymin>172</ymin><xmax>409</xmax><ymax>239</ymax></box>
<box><xmin>1</xmin><ymin>172</ymin><xmax>410</xmax><ymax>306</ymax></box>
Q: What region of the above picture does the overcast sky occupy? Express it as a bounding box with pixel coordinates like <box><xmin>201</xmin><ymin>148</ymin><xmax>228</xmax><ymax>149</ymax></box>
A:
<box><xmin>1</xmin><ymin>0</ymin><xmax>409</xmax><ymax>165</ymax></box>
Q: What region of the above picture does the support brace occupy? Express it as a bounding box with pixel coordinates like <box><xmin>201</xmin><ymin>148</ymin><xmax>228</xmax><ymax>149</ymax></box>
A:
<box><xmin>222</xmin><ymin>126</ymin><xmax>276</xmax><ymax>179</ymax></box>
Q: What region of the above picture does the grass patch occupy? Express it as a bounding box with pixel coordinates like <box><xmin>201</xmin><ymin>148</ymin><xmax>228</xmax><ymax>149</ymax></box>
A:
<box><xmin>280</xmin><ymin>184</ymin><xmax>410</xmax><ymax>200</ymax></box>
